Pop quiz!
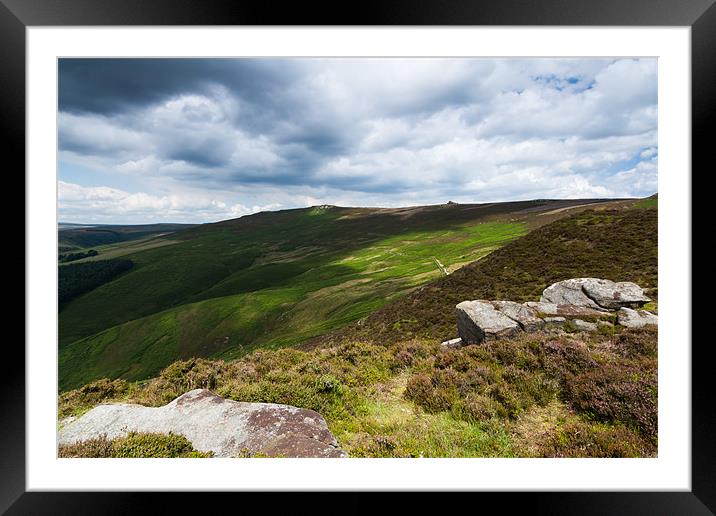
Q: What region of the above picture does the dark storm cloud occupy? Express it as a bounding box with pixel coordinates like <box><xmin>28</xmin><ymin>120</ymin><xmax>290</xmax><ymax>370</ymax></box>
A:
<box><xmin>58</xmin><ymin>58</ymin><xmax>297</xmax><ymax>116</ymax></box>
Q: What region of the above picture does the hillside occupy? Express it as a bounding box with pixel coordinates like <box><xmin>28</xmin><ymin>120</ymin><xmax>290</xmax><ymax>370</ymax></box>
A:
<box><xmin>58</xmin><ymin>198</ymin><xmax>615</xmax><ymax>390</ymax></box>
<box><xmin>308</xmin><ymin>202</ymin><xmax>657</xmax><ymax>348</ymax></box>
<box><xmin>59</xmin><ymin>199</ymin><xmax>658</xmax><ymax>458</ymax></box>
<box><xmin>58</xmin><ymin>223</ymin><xmax>197</xmax><ymax>252</ymax></box>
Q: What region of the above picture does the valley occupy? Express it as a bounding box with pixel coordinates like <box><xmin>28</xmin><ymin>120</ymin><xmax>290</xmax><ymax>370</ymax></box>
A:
<box><xmin>58</xmin><ymin>198</ymin><xmax>613</xmax><ymax>390</ymax></box>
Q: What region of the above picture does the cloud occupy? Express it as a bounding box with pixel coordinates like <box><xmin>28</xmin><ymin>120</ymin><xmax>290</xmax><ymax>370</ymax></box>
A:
<box><xmin>58</xmin><ymin>181</ymin><xmax>280</xmax><ymax>224</ymax></box>
<box><xmin>58</xmin><ymin>58</ymin><xmax>658</xmax><ymax>223</ymax></box>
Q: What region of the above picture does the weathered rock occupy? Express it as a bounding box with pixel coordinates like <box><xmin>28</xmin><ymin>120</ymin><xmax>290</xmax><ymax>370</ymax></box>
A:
<box><xmin>58</xmin><ymin>389</ymin><xmax>347</xmax><ymax>458</ymax></box>
<box><xmin>440</xmin><ymin>337</ymin><xmax>463</xmax><ymax>348</ymax></box>
<box><xmin>617</xmin><ymin>308</ymin><xmax>658</xmax><ymax>328</ymax></box>
<box><xmin>525</xmin><ymin>301</ymin><xmax>560</xmax><ymax>314</ymax></box>
<box><xmin>543</xmin><ymin>316</ymin><xmax>567</xmax><ymax>329</ymax></box>
<box><xmin>597</xmin><ymin>320</ymin><xmax>614</xmax><ymax>329</ymax></box>
<box><xmin>456</xmin><ymin>300</ymin><xmax>521</xmax><ymax>344</ymax></box>
<box><xmin>540</xmin><ymin>279</ymin><xmax>608</xmax><ymax>311</ymax></box>
<box><xmin>572</xmin><ymin>319</ymin><xmax>598</xmax><ymax>332</ymax></box>
<box><xmin>492</xmin><ymin>300</ymin><xmax>544</xmax><ymax>332</ymax></box>
<box><xmin>525</xmin><ymin>301</ymin><xmax>604</xmax><ymax>318</ymax></box>
<box><xmin>580</xmin><ymin>278</ymin><xmax>650</xmax><ymax>309</ymax></box>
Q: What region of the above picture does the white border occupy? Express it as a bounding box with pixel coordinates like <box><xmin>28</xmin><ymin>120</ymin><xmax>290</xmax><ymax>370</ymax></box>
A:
<box><xmin>27</xmin><ymin>27</ymin><xmax>691</xmax><ymax>491</ymax></box>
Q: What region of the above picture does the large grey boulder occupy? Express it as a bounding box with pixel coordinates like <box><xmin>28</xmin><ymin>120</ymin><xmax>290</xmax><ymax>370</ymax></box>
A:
<box><xmin>580</xmin><ymin>278</ymin><xmax>650</xmax><ymax>309</ymax></box>
<box><xmin>492</xmin><ymin>300</ymin><xmax>544</xmax><ymax>332</ymax></box>
<box><xmin>540</xmin><ymin>279</ymin><xmax>606</xmax><ymax>311</ymax></box>
<box><xmin>541</xmin><ymin>278</ymin><xmax>650</xmax><ymax>311</ymax></box>
<box><xmin>456</xmin><ymin>300</ymin><xmax>521</xmax><ymax>344</ymax></box>
<box><xmin>58</xmin><ymin>389</ymin><xmax>347</xmax><ymax>458</ymax></box>
<box><xmin>617</xmin><ymin>308</ymin><xmax>658</xmax><ymax>328</ymax></box>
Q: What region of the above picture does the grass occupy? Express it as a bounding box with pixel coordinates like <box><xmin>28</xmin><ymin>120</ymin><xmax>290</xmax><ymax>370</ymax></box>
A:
<box><xmin>633</xmin><ymin>195</ymin><xmax>658</xmax><ymax>210</ymax></box>
<box><xmin>58</xmin><ymin>199</ymin><xmax>657</xmax><ymax>457</ymax></box>
<box><xmin>58</xmin><ymin>432</ymin><xmax>212</xmax><ymax>458</ymax></box>
<box><xmin>63</xmin><ymin>235</ymin><xmax>181</xmax><ymax>264</ymax></box>
<box><xmin>61</xmin><ymin>199</ymin><xmax>599</xmax><ymax>389</ymax></box>
<box><xmin>316</xmin><ymin>204</ymin><xmax>657</xmax><ymax>347</ymax></box>
<box><xmin>59</xmin><ymin>326</ymin><xmax>657</xmax><ymax>458</ymax></box>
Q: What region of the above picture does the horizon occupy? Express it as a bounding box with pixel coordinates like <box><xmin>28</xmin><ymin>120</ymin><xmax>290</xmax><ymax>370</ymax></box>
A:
<box><xmin>59</xmin><ymin>58</ymin><xmax>658</xmax><ymax>224</ymax></box>
<box><xmin>57</xmin><ymin>192</ymin><xmax>655</xmax><ymax>227</ymax></box>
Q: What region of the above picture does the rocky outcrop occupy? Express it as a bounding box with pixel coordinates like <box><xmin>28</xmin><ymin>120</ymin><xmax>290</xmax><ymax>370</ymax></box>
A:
<box><xmin>58</xmin><ymin>389</ymin><xmax>347</xmax><ymax>458</ymax></box>
<box><xmin>540</xmin><ymin>278</ymin><xmax>650</xmax><ymax>311</ymax></box>
<box><xmin>456</xmin><ymin>300</ymin><xmax>521</xmax><ymax>344</ymax></box>
<box><xmin>581</xmin><ymin>278</ymin><xmax>651</xmax><ymax>309</ymax></box>
<box><xmin>448</xmin><ymin>278</ymin><xmax>656</xmax><ymax>346</ymax></box>
<box><xmin>540</xmin><ymin>278</ymin><xmax>606</xmax><ymax>311</ymax></box>
<box><xmin>617</xmin><ymin>308</ymin><xmax>659</xmax><ymax>328</ymax></box>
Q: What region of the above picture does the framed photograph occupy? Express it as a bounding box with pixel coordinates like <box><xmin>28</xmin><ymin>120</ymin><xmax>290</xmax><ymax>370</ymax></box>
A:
<box><xmin>5</xmin><ymin>0</ymin><xmax>710</xmax><ymax>512</ymax></box>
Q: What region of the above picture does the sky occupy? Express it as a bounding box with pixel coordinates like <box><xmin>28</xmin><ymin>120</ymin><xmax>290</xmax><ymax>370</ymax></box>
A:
<box><xmin>58</xmin><ymin>58</ymin><xmax>657</xmax><ymax>224</ymax></box>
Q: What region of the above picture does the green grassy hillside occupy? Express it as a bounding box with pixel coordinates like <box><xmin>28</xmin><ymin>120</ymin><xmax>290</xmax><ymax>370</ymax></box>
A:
<box><xmin>59</xmin><ymin>199</ymin><xmax>612</xmax><ymax>390</ymax></box>
<box><xmin>59</xmin><ymin>199</ymin><xmax>658</xmax><ymax>458</ymax></box>
<box><xmin>311</xmin><ymin>204</ymin><xmax>657</xmax><ymax>347</ymax></box>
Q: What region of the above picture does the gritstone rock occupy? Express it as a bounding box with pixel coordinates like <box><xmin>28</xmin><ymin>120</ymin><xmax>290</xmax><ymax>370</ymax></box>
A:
<box><xmin>58</xmin><ymin>389</ymin><xmax>348</xmax><ymax>458</ymax></box>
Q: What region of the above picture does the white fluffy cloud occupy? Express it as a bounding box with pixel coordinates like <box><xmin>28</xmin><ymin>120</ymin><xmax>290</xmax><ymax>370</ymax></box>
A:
<box><xmin>59</xmin><ymin>58</ymin><xmax>657</xmax><ymax>223</ymax></box>
<box><xmin>58</xmin><ymin>181</ymin><xmax>279</xmax><ymax>224</ymax></box>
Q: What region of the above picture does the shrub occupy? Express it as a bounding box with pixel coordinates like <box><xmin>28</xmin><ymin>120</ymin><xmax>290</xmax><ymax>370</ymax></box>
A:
<box><xmin>58</xmin><ymin>432</ymin><xmax>212</xmax><ymax>458</ymax></box>
<box><xmin>404</xmin><ymin>335</ymin><xmax>559</xmax><ymax>421</ymax></box>
<box><xmin>58</xmin><ymin>378</ymin><xmax>132</xmax><ymax>419</ymax></box>
<box><xmin>563</xmin><ymin>361</ymin><xmax>657</xmax><ymax>441</ymax></box>
<box><xmin>611</xmin><ymin>327</ymin><xmax>658</xmax><ymax>359</ymax></box>
<box><xmin>453</xmin><ymin>393</ymin><xmax>501</xmax><ymax>422</ymax></box>
<box><xmin>540</xmin><ymin>338</ymin><xmax>597</xmax><ymax>380</ymax></box>
<box><xmin>404</xmin><ymin>373</ymin><xmax>455</xmax><ymax>413</ymax></box>
<box><xmin>546</xmin><ymin>420</ymin><xmax>654</xmax><ymax>458</ymax></box>
<box><xmin>111</xmin><ymin>432</ymin><xmax>212</xmax><ymax>458</ymax></box>
<box><xmin>141</xmin><ymin>358</ymin><xmax>226</xmax><ymax>405</ymax></box>
<box><xmin>58</xmin><ymin>436</ymin><xmax>114</xmax><ymax>458</ymax></box>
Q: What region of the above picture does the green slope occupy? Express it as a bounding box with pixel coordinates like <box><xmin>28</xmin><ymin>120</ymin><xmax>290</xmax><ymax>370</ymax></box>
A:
<box><xmin>317</xmin><ymin>202</ymin><xmax>657</xmax><ymax>347</ymax></box>
<box><xmin>60</xmin><ymin>199</ymin><xmax>658</xmax><ymax>458</ymax></box>
<box><xmin>59</xmin><ymin>199</ymin><xmax>612</xmax><ymax>390</ymax></box>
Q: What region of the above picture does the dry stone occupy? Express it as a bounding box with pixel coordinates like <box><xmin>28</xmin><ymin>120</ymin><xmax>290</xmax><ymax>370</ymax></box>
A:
<box><xmin>540</xmin><ymin>279</ymin><xmax>606</xmax><ymax>310</ymax></box>
<box><xmin>580</xmin><ymin>278</ymin><xmax>650</xmax><ymax>309</ymax></box>
<box><xmin>617</xmin><ymin>308</ymin><xmax>658</xmax><ymax>328</ymax></box>
<box><xmin>524</xmin><ymin>301</ymin><xmax>604</xmax><ymax>318</ymax></box>
<box><xmin>572</xmin><ymin>319</ymin><xmax>598</xmax><ymax>332</ymax></box>
<box><xmin>455</xmin><ymin>300</ymin><xmax>521</xmax><ymax>344</ymax></box>
<box><xmin>440</xmin><ymin>337</ymin><xmax>463</xmax><ymax>348</ymax></box>
<box><xmin>492</xmin><ymin>300</ymin><xmax>544</xmax><ymax>332</ymax></box>
<box><xmin>58</xmin><ymin>389</ymin><xmax>347</xmax><ymax>458</ymax></box>
<box><xmin>543</xmin><ymin>316</ymin><xmax>567</xmax><ymax>327</ymax></box>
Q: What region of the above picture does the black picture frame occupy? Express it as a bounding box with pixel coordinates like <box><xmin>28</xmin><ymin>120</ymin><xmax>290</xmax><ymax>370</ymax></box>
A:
<box><xmin>3</xmin><ymin>0</ymin><xmax>709</xmax><ymax>513</ymax></box>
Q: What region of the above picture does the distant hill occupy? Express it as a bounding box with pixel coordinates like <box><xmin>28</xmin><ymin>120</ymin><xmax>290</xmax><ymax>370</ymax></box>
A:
<box><xmin>58</xmin><ymin>223</ymin><xmax>198</xmax><ymax>250</ymax></box>
<box><xmin>58</xmin><ymin>197</ymin><xmax>621</xmax><ymax>390</ymax></box>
